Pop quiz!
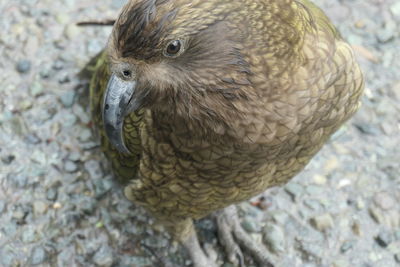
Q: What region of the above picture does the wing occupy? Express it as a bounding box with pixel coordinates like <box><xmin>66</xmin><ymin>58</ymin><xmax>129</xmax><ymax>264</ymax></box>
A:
<box><xmin>89</xmin><ymin>51</ymin><xmax>143</xmax><ymax>184</ymax></box>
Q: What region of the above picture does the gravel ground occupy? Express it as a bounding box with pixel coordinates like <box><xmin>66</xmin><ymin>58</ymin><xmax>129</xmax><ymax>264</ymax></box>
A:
<box><xmin>0</xmin><ymin>0</ymin><xmax>399</xmax><ymax>266</ymax></box>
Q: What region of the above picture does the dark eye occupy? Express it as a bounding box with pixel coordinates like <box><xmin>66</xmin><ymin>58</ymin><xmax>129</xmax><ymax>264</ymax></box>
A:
<box><xmin>122</xmin><ymin>70</ymin><xmax>131</xmax><ymax>77</ymax></box>
<box><xmin>165</xmin><ymin>40</ymin><xmax>182</xmax><ymax>56</ymax></box>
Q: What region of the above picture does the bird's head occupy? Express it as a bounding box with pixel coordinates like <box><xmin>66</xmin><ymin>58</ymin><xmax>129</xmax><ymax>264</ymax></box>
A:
<box><xmin>103</xmin><ymin>0</ymin><xmax>302</xmax><ymax>153</ymax></box>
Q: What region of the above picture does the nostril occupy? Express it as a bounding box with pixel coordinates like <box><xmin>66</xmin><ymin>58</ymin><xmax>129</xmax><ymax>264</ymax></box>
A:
<box><xmin>105</xmin><ymin>104</ymin><xmax>109</xmax><ymax>110</ymax></box>
<box><xmin>122</xmin><ymin>70</ymin><xmax>131</xmax><ymax>77</ymax></box>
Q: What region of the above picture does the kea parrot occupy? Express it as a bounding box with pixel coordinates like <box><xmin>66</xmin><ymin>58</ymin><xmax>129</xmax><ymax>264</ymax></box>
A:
<box><xmin>88</xmin><ymin>0</ymin><xmax>364</xmax><ymax>266</ymax></box>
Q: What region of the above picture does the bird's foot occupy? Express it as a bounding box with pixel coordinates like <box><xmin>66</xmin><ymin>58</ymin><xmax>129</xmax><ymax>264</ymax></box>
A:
<box><xmin>214</xmin><ymin>205</ymin><xmax>273</xmax><ymax>267</ymax></box>
<box><xmin>181</xmin><ymin>231</ymin><xmax>219</xmax><ymax>267</ymax></box>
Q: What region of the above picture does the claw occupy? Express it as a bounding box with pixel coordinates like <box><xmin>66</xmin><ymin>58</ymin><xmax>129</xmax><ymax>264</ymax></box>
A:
<box><xmin>214</xmin><ymin>205</ymin><xmax>274</xmax><ymax>267</ymax></box>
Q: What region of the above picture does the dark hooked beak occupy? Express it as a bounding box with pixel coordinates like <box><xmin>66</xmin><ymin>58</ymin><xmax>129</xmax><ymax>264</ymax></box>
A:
<box><xmin>102</xmin><ymin>74</ymin><xmax>140</xmax><ymax>154</ymax></box>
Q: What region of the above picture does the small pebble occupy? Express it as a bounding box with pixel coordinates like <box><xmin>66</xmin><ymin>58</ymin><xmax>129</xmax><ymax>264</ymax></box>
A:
<box><xmin>313</xmin><ymin>174</ymin><xmax>327</xmax><ymax>185</ymax></box>
<box><xmin>310</xmin><ymin>213</ymin><xmax>334</xmax><ymax>231</ymax></box>
<box><xmin>30</xmin><ymin>81</ymin><xmax>44</xmax><ymax>97</ymax></box>
<box><xmin>263</xmin><ymin>223</ymin><xmax>285</xmax><ymax>254</ymax></box>
<box><xmin>53</xmin><ymin>59</ymin><xmax>64</xmax><ymax>71</ymax></box>
<box><xmin>94</xmin><ymin>179</ymin><xmax>113</xmax><ymax>198</ymax></box>
<box><xmin>46</xmin><ymin>187</ymin><xmax>58</xmax><ymax>201</ymax></box>
<box><xmin>64</xmin><ymin>160</ymin><xmax>78</xmax><ymax>173</ymax></box>
<box><xmin>24</xmin><ymin>134</ymin><xmax>42</xmax><ymax>144</ymax></box>
<box><xmin>53</xmin><ymin>202</ymin><xmax>62</xmax><ymax>209</ymax></box>
<box><xmin>16</xmin><ymin>59</ymin><xmax>31</xmax><ymax>73</ymax></box>
<box><xmin>369</xmin><ymin>207</ymin><xmax>384</xmax><ymax>224</ymax></box>
<box><xmin>39</xmin><ymin>67</ymin><xmax>51</xmax><ymax>79</ymax></box>
<box><xmin>78</xmin><ymin>128</ymin><xmax>92</xmax><ymax>142</ymax></box>
<box><xmin>58</xmin><ymin>73</ymin><xmax>71</xmax><ymax>84</ymax></box>
<box><xmin>30</xmin><ymin>247</ymin><xmax>47</xmax><ymax>265</ymax></box>
<box><xmin>60</xmin><ymin>91</ymin><xmax>76</xmax><ymax>107</ymax></box>
<box><xmin>376</xmin><ymin>231</ymin><xmax>392</xmax><ymax>248</ymax></box>
<box><xmin>395</xmin><ymin>253</ymin><xmax>400</xmax><ymax>263</ymax></box>
<box><xmin>80</xmin><ymin>198</ymin><xmax>97</xmax><ymax>215</ymax></box>
<box><xmin>340</xmin><ymin>241</ymin><xmax>354</xmax><ymax>253</ymax></box>
<box><xmin>1</xmin><ymin>154</ymin><xmax>15</xmax><ymax>165</ymax></box>
<box><xmin>373</xmin><ymin>192</ymin><xmax>395</xmax><ymax>210</ymax></box>
<box><xmin>93</xmin><ymin>245</ymin><xmax>113</xmax><ymax>267</ymax></box>
<box><xmin>0</xmin><ymin>247</ymin><xmax>15</xmax><ymax>266</ymax></box>
<box><xmin>284</xmin><ymin>182</ymin><xmax>304</xmax><ymax>201</ymax></box>
<box><xmin>33</xmin><ymin>201</ymin><xmax>48</xmax><ymax>215</ymax></box>
<box><xmin>22</xmin><ymin>227</ymin><xmax>37</xmax><ymax>243</ymax></box>
<box><xmin>390</xmin><ymin>1</ymin><xmax>400</xmax><ymax>19</ymax></box>
<box><xmin>241</xmin><ymin>218</ymin><xmax>260</xmax><ymax>233</ymax></box>
<box><xmin>68</xmin><ymin>151</ymin><xmax>81</xmax><ymax>162</ymax></box>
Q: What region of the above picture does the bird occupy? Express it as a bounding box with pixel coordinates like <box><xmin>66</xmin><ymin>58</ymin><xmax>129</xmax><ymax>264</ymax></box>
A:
<box><xmin>88</xmin><ymin>0</ymin><xmax>364</xmax><ymax>266</ymax></box>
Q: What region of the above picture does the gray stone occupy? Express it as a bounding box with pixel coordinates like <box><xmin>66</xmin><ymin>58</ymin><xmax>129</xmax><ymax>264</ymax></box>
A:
<box><xmin>39</xmin><ymin>66</ymin><xmax>52</xmax><ymax>79</ymax></box>
<box><xmin>284</xmin><ymin>182</ymin><xmax>304</xmax><ymax>201</ymax></box>
<box><xmin>53</xmin><ymin>59</ymin><xmax>64</xmax><ymax>70</ymax></box>
<box><xmin>78</xmin><ymin>128</ymin><xmax>92</xmax><ymax>142</ymax></box>
<box><xmin>1</xmin><ymin>154</ymin><xmax>15</xmax><ymax>165</ymax></box>
<box><xmin>390</xmin><ymin>2</ymin><xmax>400</xmax><ymax>19</ymax></box>
<box><xmin>85</xmin><ymin>160</ymin><xmax>103</xmax><ymax>179</ymax></box>
<box><xmin>22</xmin><ymin>227</ymin><xmax>37</xmax><ymax>243</ymax></box>
<box><xmin>80</xmin><ymin>197</ymin><xmax>97</xmax><ymax>215</ymax></box>
<box><xmin>16</xmin><ymin>59</ymin><xmax>31</xmax><ymax>73</ymax></box>
<box><xmin>64</xmin><ymin>24</ymin><xmax>80</xmax><ymax>39</ymax></box>
<box><xmin>30</xmin><ymin>81</ymin><xmax>44</xmax><ymax>97</ymax></box>
<box><xmin>310</xmin><ymin>213</ymin><xmax>334</xmax><ymax>231</ymax></box>
<box><xmin>304</xmin><ymin>199</ymin><xmax>322</xmax><ymax>211</ymax></box>
<box><xmin>376</xmin><ymin>231</ymin><xmax>392</xmax><ymax>248</ymax></box>
<box><xmin>46</xmin><ymin>187</ymin><xmax>58</xmax><ymax>201</ymax></box>
<box><xmin>263</xmin><ymin>223</ymin><xmax>285</xmax><ymax>254</ymax></box>
<box><xmin>369</xmin><ymin>207</ymin><xmax>384</xmax><ymax>224</ymax></box>
<box><xmin>93</xmin><ymin>245</ymin><xmax>113</xmax><ymax>267</ymax></box>
<box><xmin>127</xmin><ymin>256</ymin><xmax>153</xmax><ymax>266</ymax></box>
<box><xmin>340</xmin><ymin>241</ymin><xmax>354</xmax><ymax>253</ymax></box>
<box><xmin>58</xmin><ymin>73</ymin><xmax>71</xmax><ymax>84</ymax></box>
<box><xmin>333</xmin><ymin>259</ymin><xmax>349</xmax><ymax>267</ymax></box>
<box><xmin>395</xmin><ymin>253</ymin><xmax>400</xmax><ymax>263</ymax></box>
<box><xmin>373</xmin><ymin>192</ymin><xmax>395</xmax><ymax>210</ymax></box>
<box><xmin>24</xmin><ymin>133</ymin><xmax>41</xmax><ymax>144</ymax></box>
<box><xmin>395</xmin><ymin>230</ymin><xmax>400</xmax><ymax>241</ymax></box>
<box><xmin>241</xmin><ymin>218</ymin><xmax>260</xmax><ymax>233</ymax></box>
<box><xmin>68</xmin><ymin>151</ymin><xmax>81</xmax><ymax>162</ymax></box>
<box><xmin>376</xmin><ymin>20</ymin><xmax>397</xmax><ymax>43</ymax></box>
<box><xmin>0</xmin><ymin>247</ymin><xmax>15</xmax><ymax>266</ymax></box>
<box><xmin>64</xmin><ymin>160</ymin><xmax>78</xmax><ymax>173</ymax></box>
<box><xmin>60</xmin><ymin>91</ymin><xmax>76</xmax><ymax>107</ymax></box>
<box><xmin>305</xmin><ymin>185</ymin><xmax>325</xmax><ymax>195</ymax></box>
<box><xmin>63</xmin><ymin>113</ymin><xmax>78</xmax><ymax>127</ymax></box>
<box><xmin>33</xmin><ymin>201</ymin><xmax>48</xmax><ymax>215</ymax></box>
<box><xmin>30</xmin><ymin>247</ymin><xmax>47</xmax><ymax>265</ymax></box>
<box><xmin>94</xmin><ymin>179</ymin><xmax>113</xmax><ymax>198</ymax></box>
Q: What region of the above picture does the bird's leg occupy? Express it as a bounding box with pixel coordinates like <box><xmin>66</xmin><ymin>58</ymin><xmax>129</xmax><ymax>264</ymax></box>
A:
<box><xmin>166</xmin><ymin>218</ymin><xmax>218</xmax><ymax>267</ymax></box>
<box><xmin>213</xmin><ymin>205</ymin><xmax>274</xmax><ymax>267</ymax></box>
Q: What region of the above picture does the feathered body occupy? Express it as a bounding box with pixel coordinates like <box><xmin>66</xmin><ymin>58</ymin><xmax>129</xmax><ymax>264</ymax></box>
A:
<box><xmin>90</xmin><ymin>0</ymin><xmax>363</xmax><ymax>238</ymax></box>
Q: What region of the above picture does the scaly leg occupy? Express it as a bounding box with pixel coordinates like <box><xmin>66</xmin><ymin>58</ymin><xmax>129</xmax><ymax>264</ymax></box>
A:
<box><xmin>166</xmin><ymin>218</ymin><xmax>218</xmax><ymax>267</ymax></box>
<box><xmin>213</xmin><ymin>205</ymin><xmax>274</xmax><ymax>267</ymax></box>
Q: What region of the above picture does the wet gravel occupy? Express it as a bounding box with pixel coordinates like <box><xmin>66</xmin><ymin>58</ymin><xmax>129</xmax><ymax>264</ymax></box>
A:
<box><xmin>0</xmin><ymin>0</ymin><xmax>399</xmax><ymax>266</ymax></box>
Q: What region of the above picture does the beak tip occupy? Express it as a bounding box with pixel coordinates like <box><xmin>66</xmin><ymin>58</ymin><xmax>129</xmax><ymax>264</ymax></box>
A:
<box><xmin>104</xmin><ymin>122</ymin><xmax>131</xmax><ymax>154</ymax></box>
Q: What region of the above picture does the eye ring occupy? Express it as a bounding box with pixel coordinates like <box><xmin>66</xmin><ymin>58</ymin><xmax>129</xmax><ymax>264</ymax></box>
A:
<box><xmin>164</xmin><ymin>40</ymin><xmax>183</xmax><ymax>57</ymax></box>
<box><xmin>122</xmin><ymin>70</ymin><xmax>131</xmax><ymax>77</ymax></box>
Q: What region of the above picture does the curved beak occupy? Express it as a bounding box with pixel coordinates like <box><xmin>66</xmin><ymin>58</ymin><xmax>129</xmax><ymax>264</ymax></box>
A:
<box><xmin>102</xmin><ymin>74</ymin><xmax>140</xmax><ymax>154</ymax></box>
